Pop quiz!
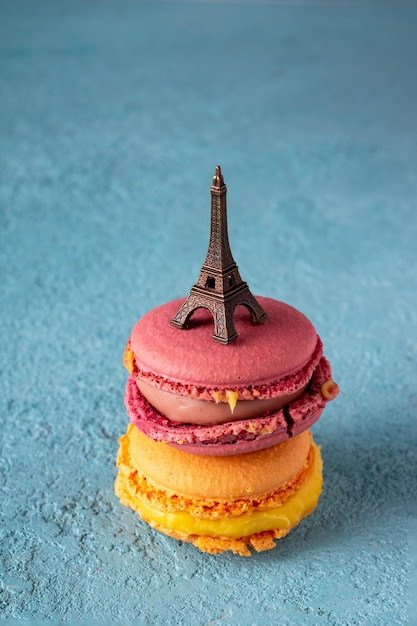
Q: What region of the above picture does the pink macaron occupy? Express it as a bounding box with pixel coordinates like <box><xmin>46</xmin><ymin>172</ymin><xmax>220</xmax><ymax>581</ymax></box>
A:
<box><xmin>123</xmin><ymin>296</ymin><xmax>339</xmax><ymax>456</ymax></box>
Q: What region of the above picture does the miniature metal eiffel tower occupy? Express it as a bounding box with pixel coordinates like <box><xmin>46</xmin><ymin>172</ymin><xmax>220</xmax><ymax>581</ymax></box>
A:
<box><xmin>171</xmin><ymin>165</ymin><xmax>268</xmax><ymax>344</ymax></box>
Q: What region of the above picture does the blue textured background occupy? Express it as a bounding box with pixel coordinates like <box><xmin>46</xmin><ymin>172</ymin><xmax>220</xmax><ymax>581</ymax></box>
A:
<box><xmin>1</xmin><ymin>1</ymin><xmax>416</xmax><ymax>624</ymax></box>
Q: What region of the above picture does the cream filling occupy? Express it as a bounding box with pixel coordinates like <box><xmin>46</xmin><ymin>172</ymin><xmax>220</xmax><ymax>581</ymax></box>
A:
<box><xmin>137</xmin><ymin>379</ymin><xmax>306</xmax><ymax>425</ymax></box>
<box><xmin>116</xmin><ymin>440</ymin><xmax>323</xmax><ymax>539</ymax></box>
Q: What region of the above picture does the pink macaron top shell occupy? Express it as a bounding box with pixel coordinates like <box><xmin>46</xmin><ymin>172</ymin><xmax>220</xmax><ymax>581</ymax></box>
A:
<box><xmin>130</xmin><ymin>297</ymin><xmax>321</xmax><ymax>398</ymax></box>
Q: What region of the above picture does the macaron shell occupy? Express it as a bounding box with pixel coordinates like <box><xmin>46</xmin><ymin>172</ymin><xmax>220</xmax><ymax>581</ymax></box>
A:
<box><xmin>120</xmin><ymin>424</ymin><xmax>312</xmax><ymax>500</ymax></box>
<box><xmin>130</xmin><ymin>297</ymin><xmax>319</xmax><ymax>389</ymax></box>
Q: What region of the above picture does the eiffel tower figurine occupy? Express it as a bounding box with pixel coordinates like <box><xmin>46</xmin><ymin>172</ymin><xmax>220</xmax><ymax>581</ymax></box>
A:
<box><xmin>171</xmin><ymin>165</ymin><xmax>268</xmax><ymax>344</ymax></box>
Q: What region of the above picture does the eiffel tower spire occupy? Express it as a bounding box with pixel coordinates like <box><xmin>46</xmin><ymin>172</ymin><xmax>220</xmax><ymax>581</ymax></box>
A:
<box><xmin>171</xmin><ymin>166</ymin><xmax>268</xmax><ymax>344</ymax></box>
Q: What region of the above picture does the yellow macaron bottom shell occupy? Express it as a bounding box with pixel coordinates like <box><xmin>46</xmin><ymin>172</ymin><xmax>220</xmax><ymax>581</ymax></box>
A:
<box><xmin>115</xmin><ymin>425</ymin><xmax>323</xmax><ymax>556</ymax></box>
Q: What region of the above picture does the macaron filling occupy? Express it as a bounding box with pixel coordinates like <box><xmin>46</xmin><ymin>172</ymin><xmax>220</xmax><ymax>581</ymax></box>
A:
<box><xmin>136</xmin><ymin>379</ymin><xmax>307</xmax><ymax>425</ymax></box>
<box><xmin>124</xmin><ymin>356</ymin><xmax>336</xmax><ymax>456</ymax></box>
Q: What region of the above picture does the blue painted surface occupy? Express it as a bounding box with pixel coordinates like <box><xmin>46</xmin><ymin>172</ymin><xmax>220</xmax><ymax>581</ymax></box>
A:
<box><xmin>1</xmin><ymin>1</ymin><xmax>416</xmax><ymax>624</ymax></box>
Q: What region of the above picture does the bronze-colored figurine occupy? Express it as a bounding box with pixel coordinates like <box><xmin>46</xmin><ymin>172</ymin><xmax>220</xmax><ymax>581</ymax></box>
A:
<box><xmin>171</xmin><ymin>165</ymin><xmax>268</xmax><ymax>344</ymax></box>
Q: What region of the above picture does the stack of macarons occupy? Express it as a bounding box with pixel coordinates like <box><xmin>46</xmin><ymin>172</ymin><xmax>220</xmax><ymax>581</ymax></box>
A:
<box><xmin>115</xmin><ymin>296</ymin><xmax>338</xmax><ymax>556</ymax></box>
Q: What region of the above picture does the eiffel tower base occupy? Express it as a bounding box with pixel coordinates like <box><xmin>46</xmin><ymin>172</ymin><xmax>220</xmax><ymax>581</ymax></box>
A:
<box><xmin>171</xmin><ymin>285</ymin><xmax>268</xmax><ymax>344</ymax></box>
